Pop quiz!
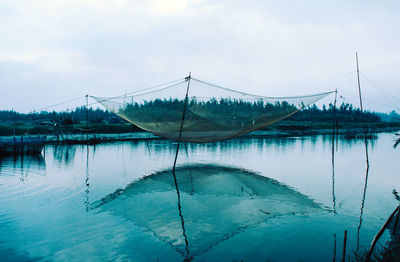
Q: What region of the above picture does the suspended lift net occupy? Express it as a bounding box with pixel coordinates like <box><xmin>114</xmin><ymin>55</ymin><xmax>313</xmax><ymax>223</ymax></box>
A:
<box><xmin>92</xmin><ymin>77</ymin><xmax>333</xmax><ymax>143</ymax></box>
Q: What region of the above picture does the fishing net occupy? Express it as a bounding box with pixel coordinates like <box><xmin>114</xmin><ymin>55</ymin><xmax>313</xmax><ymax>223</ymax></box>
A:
<box><xmin>92</xmin><ymin>77</ymin><xmax>332</xmax><ymax>143</ymax></box>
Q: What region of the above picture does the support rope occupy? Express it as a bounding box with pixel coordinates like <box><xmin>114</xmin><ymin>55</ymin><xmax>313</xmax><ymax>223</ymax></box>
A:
<box><xmin>88</xmin><ymin>79</ymin><xmax>186</xmax><ymax>106</ymax></box>
<box><xmin>36</xmin><ymin>96</ymin><xmax>86</xmax><ymax>111</ymax></box>
<box><xmin>191</xmin><ymin>77</ymin><xmax>335</xmax><ymax>99</ymax></box>
<box><xmin>360</xmin><ymin>72</ymin><xmax>400</xmax><ymax>107</ymax></box>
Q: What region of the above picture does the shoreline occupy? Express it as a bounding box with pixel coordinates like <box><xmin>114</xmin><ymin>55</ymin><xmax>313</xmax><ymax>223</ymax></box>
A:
<box><xmin>2</xmin><ymin>126</ymin><xmax>397</xmax><ymax>145</ymax></box>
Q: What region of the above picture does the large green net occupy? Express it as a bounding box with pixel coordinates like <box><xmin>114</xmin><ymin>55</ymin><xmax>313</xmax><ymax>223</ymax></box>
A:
<box><xmin>92</xmin><ymin>77</ymin><xmax>332</xmax><ymax>143</ymax></box>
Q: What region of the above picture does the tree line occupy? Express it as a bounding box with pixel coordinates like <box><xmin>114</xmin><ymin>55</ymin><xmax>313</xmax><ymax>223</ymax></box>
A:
<box><xmin>288</xmin><ymin>103</ymin><xmax>381</xmax><ymax>122</ymax></box>
<box><xmin>0</xmin><ymin>102</ymin><xmax>396</xmax><ymax>126</ymax></box>
<box><xmin>0</xmin><ymin>106</ymin><xmax>120</xmax><ymax>125</ymax></box>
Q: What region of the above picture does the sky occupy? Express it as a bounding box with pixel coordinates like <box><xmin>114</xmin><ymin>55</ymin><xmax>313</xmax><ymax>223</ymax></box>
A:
<box><xmin>1</xmin><ymin>0</ymin><xmax>400</xmax><ymax>113</ymax></box>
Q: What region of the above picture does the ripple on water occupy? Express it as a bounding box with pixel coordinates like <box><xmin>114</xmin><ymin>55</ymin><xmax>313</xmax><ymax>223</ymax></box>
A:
<box><xmin>0</xmin><ymin>136</ymin><xmax>399</xmax><ymax>261</ymax></box>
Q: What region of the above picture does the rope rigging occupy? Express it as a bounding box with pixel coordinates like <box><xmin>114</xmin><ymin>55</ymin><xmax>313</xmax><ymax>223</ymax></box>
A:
<box><xmin>360</xmin><ymin>72</ymin><xmax>400</xmax><ymax>108</ymax></box>
<box><xmin>24</xmin><ymin>69</ymin><xmax>399</xmax><ymax>118</ymax></box>
<box><xmin>32</xmin><ymin>73</ymin><xmax>342</xmax><ymax>114</ymax></box>
<box><xmin>191</xmin><ymin>77</ymin><xmax>335</xmax><ymax>99</ymax></box>
<box><xmin>92</xmin><ymin>74</ymin><xmax>333</xmax><ymax>143</ymax></box>
<box><xmin>23</xmin><ymin>73</ymin><xmax>342</xmax><ymax>144</ymax></box>
<box><xmin>88</xmin><ymin>79</ymin><xmax>187</xmax><ymax>106</ymax></box>
<box><xmin>90</xmin><ymin>75</ymin><xmax>335</xmax><ymax>108</ymax></box>
<box><xmin>36</xmin><ymin>95</ymin><xmax>86</xmax><ymax>111</ymax></box>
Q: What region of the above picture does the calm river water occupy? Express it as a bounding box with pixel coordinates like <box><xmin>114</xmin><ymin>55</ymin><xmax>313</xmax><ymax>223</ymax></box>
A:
<box><xmin>0</xmin><ymin>133</ymin><xmax>399</xmax><ymax>261</ymax></box>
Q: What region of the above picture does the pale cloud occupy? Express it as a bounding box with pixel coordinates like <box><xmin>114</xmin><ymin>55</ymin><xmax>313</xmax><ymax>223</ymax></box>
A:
<box><xmin>151</xmin><ymin>0</ymin><xmax>188</xmax><ymax>15</ymax></box>
<box><xmin>149</xmin><ymin>0</ymin><xmax>215</xmax><ymax>16</ymax></box>
<box><xmin>0</xmin><ymin>50</ymin><xmax>101</xmax><ymax>74</ymax></box>
<box><xmin>0</xmin><ymin>0</ymin><xmax>400</xmax><ymax>112</ymax></box>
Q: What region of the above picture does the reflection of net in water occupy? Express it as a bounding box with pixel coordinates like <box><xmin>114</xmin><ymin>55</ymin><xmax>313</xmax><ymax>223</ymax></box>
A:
<box><xmin>92</xmin><ymin>77</ymin><xmax>332</xmax><ymax>142</ymax></box>
<box><xmin>91</xmin><ymin>165</ymin><xmax>323</xmax><ymax>257</ymax></box>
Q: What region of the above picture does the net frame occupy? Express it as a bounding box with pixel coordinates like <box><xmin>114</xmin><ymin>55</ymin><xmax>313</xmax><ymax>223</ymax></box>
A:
<box><xmin>92</xmin><ymin>76</ymin><xmax>333</xmax><ymax>143</ymax></box>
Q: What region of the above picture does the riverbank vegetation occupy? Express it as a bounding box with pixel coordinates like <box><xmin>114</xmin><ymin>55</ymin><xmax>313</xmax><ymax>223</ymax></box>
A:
<box><xmin>0</xmin><ymin>102</ymin><xmax>399</xmax><ymax>136</ymax></box>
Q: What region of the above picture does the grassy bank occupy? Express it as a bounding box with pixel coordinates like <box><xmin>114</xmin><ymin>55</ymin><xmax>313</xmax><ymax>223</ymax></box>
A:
<box><xmin>275</xmin><ymin>120</ymin><xmax>400</xmax><ymax>130</ymax></box>
<box><xmin>0</xmin><ymin>123</ymin><xmax>142</xmax><ymax>136</ymax></box>
<box><xmin>1</xmin><ymin>121</ymin><xmax>400</xmax><ymax>138</ymax></box>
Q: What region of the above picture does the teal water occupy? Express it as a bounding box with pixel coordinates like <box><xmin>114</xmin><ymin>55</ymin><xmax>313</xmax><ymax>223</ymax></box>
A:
<box><xmin>0</xmin><ymin>133</ymin><xmax>399</xmax><ymax>261</ymax></box>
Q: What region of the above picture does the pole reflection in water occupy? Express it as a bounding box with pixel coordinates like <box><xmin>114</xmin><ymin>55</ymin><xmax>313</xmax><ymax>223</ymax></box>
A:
<box><xmin>356</xmin><ymin>138</ymin><xmax>370</xmax><ymax>252</ymax></box>
<box><xmin>52</xmin><ymin>145</ymin><xmax>76</xmax><ymax>166</ymax></box>
<box><xmin>331</xmin><ymin>90</ymin><xmax>337</xmax><ymax>214</ymax></box>
<box><xmin>90</xmin><ymin>164</ymin><xmax>324</xmax><ymax>260</ymax></box>
<box><xmin>84</xmin><ymin>145</ymin><xmax>90</xmax><ymax>212</ymax></box>
<box><xmin>19</xmin><ymin>154</ymin><xmax>25</xmax><ymax>182</ymax></box>
<box><xmin>331</xmin><ymin>150</ymin><xmax>337</xmax><ymax>215</ymax></box>
<box><xmin>172</xmin><ymin>168</ymin><xmax>190</xmax><ymax>260</ymax></box>
<box><xmin>331</xmin><ymin>130</ymin><xmax>336</xmax><ymax>214</ymax></box>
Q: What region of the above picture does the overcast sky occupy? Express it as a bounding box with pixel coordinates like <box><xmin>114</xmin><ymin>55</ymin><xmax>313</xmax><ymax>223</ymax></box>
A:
<box><xmin>1</xmin><ymin>0</ymin><xmax>400</xmax><ymax>112</ymax></box>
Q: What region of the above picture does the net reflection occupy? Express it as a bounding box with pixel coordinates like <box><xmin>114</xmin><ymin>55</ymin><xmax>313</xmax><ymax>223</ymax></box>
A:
<box><xmin>91</xmin><ymin>164</ymin><xmax>324</xmax><ymax>260</ymax></box>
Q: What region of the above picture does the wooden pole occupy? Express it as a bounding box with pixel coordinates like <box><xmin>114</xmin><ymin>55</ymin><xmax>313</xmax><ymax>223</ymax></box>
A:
<box><xmin>342</xmin><ymin>230</ymin><xmax>347</xmax><ymax>262</ymax></box>
<box><xmin>355</xmin><ymin>52</ymin><xmax>370</xmax><ymax>253</ymax></box>
<box><xmin>171</xmin><ymin>73</ymin><xmax>191</xmax><ymax>259</ymax></box>
<box><xmin>356</xmin><ymin>52</ymin><xmax>369</xmax><ymax>166</ymax></box>
<box><xmin>333</xmin><ymin>233</ymin><xmax>337</xmax><ymax>262</ymax></box>
<box><xmin>13</xmin><ymin>109</ymin><xmax>16</xmax><ymax>138</ymax></box>
<box><xmin>172</xmin><ymin>73</ymin><xmax>191</xmax><ymax>174</ymax></box>
<box><xmin>356</xmin><ymin>53</ymin><xmax>364</xmax><ymax>118</ymax></box>
<box><xmin>366</xmin><ymin>205</ymin><xmax>400</xmax><ymax>261</ymax></box>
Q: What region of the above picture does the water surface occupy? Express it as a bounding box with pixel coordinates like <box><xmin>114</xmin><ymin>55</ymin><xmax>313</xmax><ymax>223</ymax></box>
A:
<box><xmin>0</xmin><ymin>133</ymin><xmax>399</xmax><ymax>261</ymax></box>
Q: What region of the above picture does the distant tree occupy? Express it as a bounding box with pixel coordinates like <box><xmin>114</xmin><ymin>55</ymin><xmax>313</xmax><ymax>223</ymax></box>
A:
<box><xmin>0</xmin><ymin>101</ymin><xmax>385</xmax><ymax>126</ymax></box>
